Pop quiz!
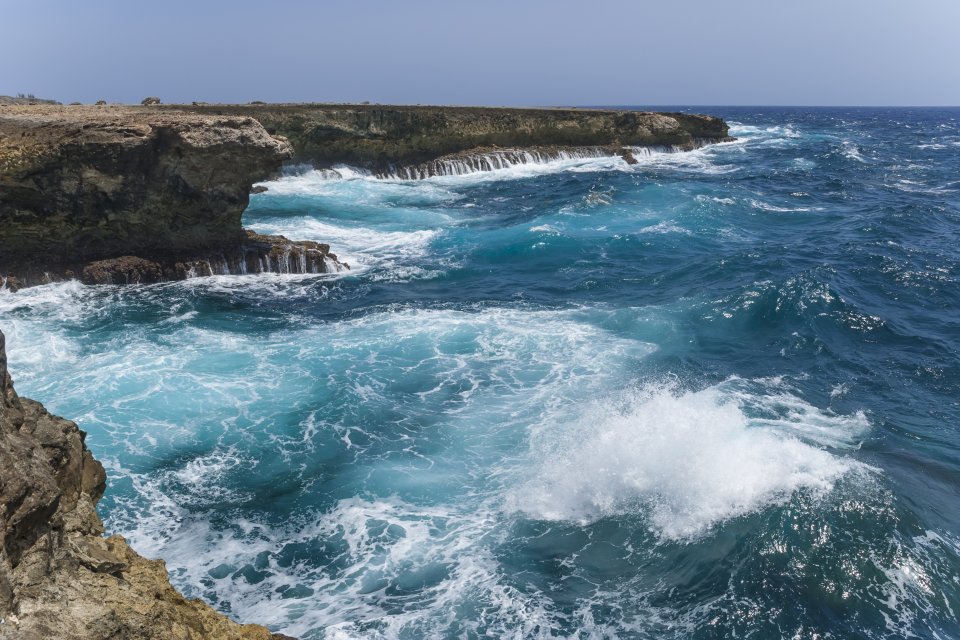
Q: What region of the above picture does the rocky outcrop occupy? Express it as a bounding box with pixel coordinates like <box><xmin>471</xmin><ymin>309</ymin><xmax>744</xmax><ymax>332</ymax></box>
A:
<box><xmin>172</xmin><ymin>103</ymin><xmax>732</xmax><ymax>172</ymax></box>
<box><xmin>0</xmin><ymin>103</ymin><xmax>729</xmax><ymax>289</ymax></box>
<box><xmin>0</xmin><ymin>105</ymin><xmax>302</xmax><ymax>286</ymax></box>
<box><xmin>0</xmin><ymin>330</ymin><xmax>291</xmax><ymax>639</ymax></box>
<box><xmin>77</xmin><ymin>232</ymin><xmax>344</xmax><ymax>286</ymax></box>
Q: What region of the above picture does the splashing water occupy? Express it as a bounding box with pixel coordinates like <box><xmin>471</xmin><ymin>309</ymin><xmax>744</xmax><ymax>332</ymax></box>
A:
<box><xmin>3</xmin><ymin>107</ymin><xmax>960</xmax><ymax>638</ymax></box>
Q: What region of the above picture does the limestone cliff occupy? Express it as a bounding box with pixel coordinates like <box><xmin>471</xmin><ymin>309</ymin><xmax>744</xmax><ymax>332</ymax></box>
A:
<box><xmin>1</xmin><ymin>103</ymin><xmax>729</xmax><ymax>289</ymax></box>
<box><xmin>0</xmin><ymin>330</ymin><xmax>291</xmax><ymax>640</ymax></box>
<box><xmin>172</xmin><ymin>103</ymin><xmax>732</xmax><ymax>171</ymax></box>
<box><xmin>0</xmin><ymin>105</ymin><xmax>345</xmax><ymax>289</ymax></box>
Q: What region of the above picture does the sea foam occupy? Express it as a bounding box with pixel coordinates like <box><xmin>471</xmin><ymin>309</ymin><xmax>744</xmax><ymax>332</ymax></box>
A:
<box><xmin>508</xmin><ymin>379</ymin><xmax>870</xmax><ymax>539</ymax></box>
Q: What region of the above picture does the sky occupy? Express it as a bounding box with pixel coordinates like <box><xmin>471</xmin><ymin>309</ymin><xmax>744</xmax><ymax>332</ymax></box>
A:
<box><xmin>2</xmin><ymin>0</ymin><xmax>959</xmax><ymax>107</ymax></box>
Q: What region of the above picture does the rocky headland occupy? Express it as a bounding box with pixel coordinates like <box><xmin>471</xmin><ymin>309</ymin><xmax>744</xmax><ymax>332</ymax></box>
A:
<box><xmin>0</xmin><ymin>105</ymin><xmax>345</xmax><ymax>289</ymax></box>
<box><xmin>0</xmin><ymin>330</ymin><xmax>291</xmax><ymax>639</ymax></box>
<box><xmin>1</xmin><ymin>102</ymin><xmax>730</xmax><ymax>288</ymax></box>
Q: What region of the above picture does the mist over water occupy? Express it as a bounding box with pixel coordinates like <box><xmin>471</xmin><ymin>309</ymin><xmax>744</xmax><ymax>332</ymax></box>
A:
<box><xmin>3</xmin><ymin>107</ymin><xmax>960</xmax><ymax>638</ymax></box>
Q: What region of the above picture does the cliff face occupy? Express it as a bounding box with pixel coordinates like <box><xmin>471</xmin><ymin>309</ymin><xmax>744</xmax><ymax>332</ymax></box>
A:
<box><xmin>0</xmin><ymin>103</ymin><xmax>729</xmax><ymax>289</ymax></box>
<box><xmin>0</xmin><ymin>330</ymin><xmax>290</xmax><ymax>640</ymax></box>
<box><xmin>0</xmin><ymin>106</ymin><xmax>347</xmax><ymax>289</ymax></box>
<box><xmin>171</xmin><ymin>103</ymin><xmax>732</xmax><ymax>171</ymax></box>
<box><xmin>0</xmin><ymin>106</ymin><xmax>291</xmax><ymax>264</ymax></box>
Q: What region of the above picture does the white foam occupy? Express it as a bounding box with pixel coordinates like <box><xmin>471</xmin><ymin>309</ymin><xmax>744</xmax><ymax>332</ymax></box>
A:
<box><xmin>415</xmin><ymin>153</ymin><xmax>630</xmax><ymax>185</ymax></box>
<box><xmin>508</xmin><ymin>379</ymin><xmax>870</xmax><ymax>540</ymax></box>
<box><xmin>842</xmin><ymin>140</ymin><xmax>868</xmax><ymax>163</ymax></box>
<box><xmin>255</xmin><ymin>166</ymin><xmax>460</xmax><ymax>204</ymax></box>
<box><xmin>255</xmin><ymin>141</ymin><xmax>732</xmax><ymax>194</ymax></box>
<box><xmin>747</xmin><ymin>199</ymin><xmax>817</xmax><ymax>213</ymax></box>
<box><xmin>626</xmin><ymin>142</ymin><xmax>739</xmax><ymax>175</ymax></box>
<box><xmin>636</xmin><ymin>221</ymin><xmax>691</xmax><ymax>236</ymax></box>
<box><xmin>249</xmin><ymin>217</ymin><xmax>442</xmax><ymax>276</ymax></box>
<box><xmin>728</xmin><ymin>123</ymin><xmax>802</xmax><ymax>139</ymax></box>
<box><xmin>696</xmin><ymin>195</ymin><xmax>736</xmax><ymax>205</ymax></box>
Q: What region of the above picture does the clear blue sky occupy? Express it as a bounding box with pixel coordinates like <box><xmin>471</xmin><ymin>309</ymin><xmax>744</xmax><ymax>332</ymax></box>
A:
<box><xmin>2</xmin><ymin>0</ymin><xmax>958</xmax><ymax>106</ymax></box>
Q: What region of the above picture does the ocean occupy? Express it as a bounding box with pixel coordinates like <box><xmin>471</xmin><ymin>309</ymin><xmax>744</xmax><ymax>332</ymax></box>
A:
<box><xmin>2</xmin><ymin>106</ymin><xmax>959</xmax><ymax>639</ymax></box>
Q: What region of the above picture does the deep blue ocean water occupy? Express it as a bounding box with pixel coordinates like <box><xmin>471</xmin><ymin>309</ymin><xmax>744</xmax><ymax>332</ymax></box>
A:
<box><xmin>3</xmin><ymin>107</ymin><xmax>960</xmax><ymax>639</ymax></box>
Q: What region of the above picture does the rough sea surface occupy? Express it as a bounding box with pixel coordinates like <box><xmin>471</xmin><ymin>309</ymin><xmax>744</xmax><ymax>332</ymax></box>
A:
<box><xmin>3</xmin><ymin>107</ymin><xmax>960</xmax><ymax>639</ymax></box>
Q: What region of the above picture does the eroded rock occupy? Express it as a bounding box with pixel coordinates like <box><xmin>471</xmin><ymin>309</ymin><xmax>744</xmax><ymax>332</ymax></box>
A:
<box><xmin>0</xmin><ymin>105</ymin><xmax>293</xmax><ymax>285</ymax></box>
<box><xmin>173</xmin><ymin>103</ymin><xmax>733</xmax><ymax>171</ymax></box>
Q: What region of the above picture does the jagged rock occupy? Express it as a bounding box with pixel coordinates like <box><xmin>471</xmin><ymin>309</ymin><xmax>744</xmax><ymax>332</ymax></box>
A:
<box><xmin>240</xmin><ymin>230</ymin><xmax>347</xmax><ymax>273</ymax></box>
<box><xmin>82</xmin><ymin>256</ymin><xmax>164</xmax><ymax>285</ymax></box>
<box><xmin>69</xmin><ymin>537</ymin><xmax>128</xmax><ymax>575</ymax></box>
<box><xmin>250</xmin><ymin>185</ymin><xmax>268</xmax><ymax>194</ymax></box>
<box><xmin>72</xmin><ymin>232</ymin><xmax>346</xmax><ymax>286</ymax></box>
<box><xmin>619</xmin><ymin>148</ymin><xmax>639</xmax><ymax>165</ymax></box>
<box><xmin>0</xmin><ymin>330</ymin><xmax>291</xmax><ymax>639</ymax></box>
<box><xmin>0</xmin><ymin>277</ymin><xmax>22</xmax><ymax>293</ymax></box>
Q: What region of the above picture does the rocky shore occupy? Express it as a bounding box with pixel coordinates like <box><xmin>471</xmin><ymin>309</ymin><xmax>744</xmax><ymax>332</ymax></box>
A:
<box><xmin>1</xmin><ymin>102</ymin><xmax>729</xmax><ymax>289</ymax></box>
<box><xmin>0</xmin><ymin>330</ymin><xmax>290</xmax><ymax>639</ymax></box>
<box><xmin>171</xmin><ymin>103</ymin><xmax>732</xmax><ymax>171</ymax></box>
<box><xmin>0</xmin><ymin>102</ymin><xmax>731</xmax><ymax>637</ymax></box>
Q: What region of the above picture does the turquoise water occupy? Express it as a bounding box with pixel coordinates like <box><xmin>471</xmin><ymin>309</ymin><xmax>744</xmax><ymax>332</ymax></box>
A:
<box><xmin>3</xmin><ymin>107</ymin><xmax>960</xmax><ymax>638</ymax></box>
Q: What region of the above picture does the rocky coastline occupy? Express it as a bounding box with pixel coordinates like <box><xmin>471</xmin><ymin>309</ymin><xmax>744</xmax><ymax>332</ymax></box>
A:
<box><xmin>0</xmin><ymin>330</ymin><xmax>291</xmax><ymax>639</ymax></box>
<box><xmin>172</xmin><ymin>102</ymin><xmax>732</xmax><ymax>171</ymax></box>
<box><xmin>0</xmin><ymin>102</ymin><xmax>731</xmax><ymax>637</ymax></box>
<box><xmin>0</xmin><ymin>105</ymin><xmax>346</xmax><ymax>290</ymax></box>
<box><xmin>1</xmin><ymin>103</ymin><xmax>729</xmax><ymax>289</ymax></box>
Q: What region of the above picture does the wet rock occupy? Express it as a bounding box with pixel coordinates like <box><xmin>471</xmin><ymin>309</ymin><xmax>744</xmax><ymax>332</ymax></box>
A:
<box><xmin>81</xmin><ymin>256</ymin><xmax>163</xmax><ymax>285</ymax></box>
<box><xmin>67</xmin><ymin>232</ymin><xmax>348</xmax><ymax>287</ymax></box>
<box><xmin>239</xmin><ymin>230</ymin><xmax>347</xmax><ymax>274</ymax></box>
<box><xmin>619</xmin><ymin>148</ymin><xmax>639</xmax><ymax>165</ymax></box>
<box><xmin>174</xmin><ymin>103</ymin><xmax>732</xmax><ymax>171</ymax></box>
<box><xmin>0</xmin><ymin>276</ymin><xmax>22</xmax><ymax>293</ymax></box>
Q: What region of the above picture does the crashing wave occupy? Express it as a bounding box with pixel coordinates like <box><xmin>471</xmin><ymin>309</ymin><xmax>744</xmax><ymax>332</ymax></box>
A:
<box><xmin>269</xmin><ymin>139</ymin><xmax>731</xmax><ymax>183</ymax></box>
<box><xmin>379</xmin><ymin>138</ymin><xmax>727</xmax><ymax>180</ymax></box>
